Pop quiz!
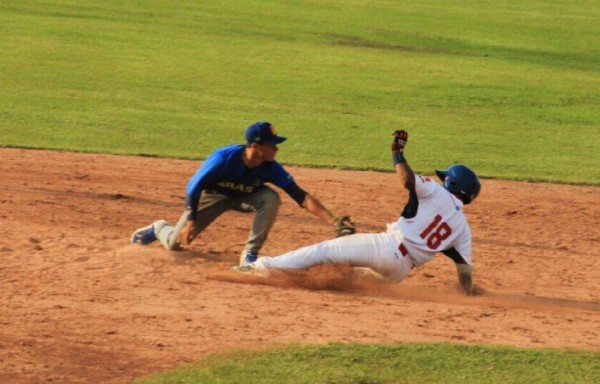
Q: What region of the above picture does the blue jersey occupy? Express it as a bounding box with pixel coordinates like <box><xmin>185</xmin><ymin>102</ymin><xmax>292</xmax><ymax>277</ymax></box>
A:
<box><xmin>186</xmin><ymin>144</ymin><xmax>295</xmax><ymax>207</ymax></box>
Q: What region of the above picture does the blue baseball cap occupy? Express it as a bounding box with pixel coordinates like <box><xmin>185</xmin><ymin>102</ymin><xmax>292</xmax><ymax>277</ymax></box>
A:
<box><xmin>245</xmin><ymin>122</ymin><xmax>287</xmax><ymax>145</ymax></box>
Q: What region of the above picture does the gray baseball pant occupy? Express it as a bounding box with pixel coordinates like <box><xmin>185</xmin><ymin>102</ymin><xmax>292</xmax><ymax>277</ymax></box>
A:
<box><xmin>154</xmin><ymin>186</ymin><xmax>281</xmax><ymax>254</ymax></box>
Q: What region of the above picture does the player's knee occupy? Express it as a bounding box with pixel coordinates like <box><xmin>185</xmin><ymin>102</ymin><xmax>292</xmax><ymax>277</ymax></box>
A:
<box><xmin>260</xmin><ymin>187</ymin><xmax>281</xmax><ymax>207</ymax></box>
<box><xmin>164</xmin><ymin>239</ymin><xmax>181</xmax><ymax>251</ymax></box>
<box><xmin>166</xmin><ymin>243</ymin><xmax>178</xmax><ymax>251</ymax></box>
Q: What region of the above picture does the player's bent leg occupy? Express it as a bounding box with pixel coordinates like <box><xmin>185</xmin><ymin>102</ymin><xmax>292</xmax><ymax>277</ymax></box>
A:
<box><xmin>383</xmin><ymin>254</ymin><xmax>413</xmax><ymax>282</ymax></box>
<box><xmin>155</xmin><ymin>193</ymin><xmax>235</xmax><ymax>251</ymax></box>
<box><xmin>236</xmin><ymin>186</ymin><xmax>281</xmax><ymax>259</ymax></box>
<box><xmin>154</xmin><ymin>213</ymin><xmax>186</xmax><ymax>251</ymax></box>
<box><xmin>255</xmin><ymin>232</ymin><xmax>401</xmax><ymax>277</ymax></box>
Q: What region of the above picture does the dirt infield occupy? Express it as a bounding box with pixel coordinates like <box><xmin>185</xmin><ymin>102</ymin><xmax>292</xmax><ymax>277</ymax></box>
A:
<box><xmin>1</xmin><ymin>148</ymin><xmax>598</xmax><ymax>383</ymax></box>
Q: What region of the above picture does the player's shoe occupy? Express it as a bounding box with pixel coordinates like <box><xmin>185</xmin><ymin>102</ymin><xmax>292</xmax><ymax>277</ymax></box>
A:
<box><xmin>231</xmin><ymin>264</ymin><xmax>256</xmax><ymax>274</ymax></box>
<box><xmin>130</xmin><ymin>220</ymin><xmax>166</xmax><ymax>245</ymax></box>
<box><xmin>240</xmin><ymin>251</ymin><xmax>258</xmax><ymax>266</ymax></box>
<box><xmin>130</xmin><ymin>224</ymin><xmax>156</xmax><ymax>245</ymax></box>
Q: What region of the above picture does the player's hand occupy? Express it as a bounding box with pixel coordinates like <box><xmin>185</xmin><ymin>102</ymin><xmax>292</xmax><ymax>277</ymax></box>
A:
<box><xmin>392</xmin><ymin>130</ymin><xmax>408</xmax><ymax>153</ymax></box>
<box><xmin>333</xmin><ymin>215</ymin><xmax>356</xmax><ymax>237</ymax></box>
<box><xmin>179</xmin><ymin>220</ymin><xmax>198</xmax><ymax>247</ymax></box>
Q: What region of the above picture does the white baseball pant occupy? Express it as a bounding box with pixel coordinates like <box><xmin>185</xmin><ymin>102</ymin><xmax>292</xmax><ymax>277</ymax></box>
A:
<box><xmin>254</xmin><ymin>231</ymin><xmax>413</xmax><ymax>282</ymax></box>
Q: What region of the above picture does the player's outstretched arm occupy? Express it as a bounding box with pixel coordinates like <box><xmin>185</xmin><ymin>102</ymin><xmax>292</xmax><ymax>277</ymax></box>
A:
<box><xmin>391</xmin><ymin>130</ymin><xmax>415</xmax><ymax>194</ymax></box>
<box><xmin>302</xmin><ymin>194</ymin><xmax>334</xmax><ymax>223</ymax></box>
<box><xmin>282</xmin><ymin>183</ymin><xmax>355</xmax><ymax>237</ymax></box>
<box><xmin>302</xmin><ymin>194</ymin><xmax>355</xmax><ymax>237</ymax></box>
<box><xmin>455</xmin><ymin>263</ymin><xmax>478</xmax><ymax>295</ymax></box>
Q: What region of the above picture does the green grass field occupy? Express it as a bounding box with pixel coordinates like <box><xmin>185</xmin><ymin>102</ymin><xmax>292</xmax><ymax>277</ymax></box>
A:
<box><xmin>1</xmin><ymin>1</ymin><xmax>598</xmax><ymax>382</ymax></box>
<box><xmin>133</xmin><ymin>343</ymin><xmax>599</xmax><ymax>384</ymax></box>
<box><xmin>1</xmin><ymin>0</ymin><xmax>599</xmax><ymax>183</ymax></box>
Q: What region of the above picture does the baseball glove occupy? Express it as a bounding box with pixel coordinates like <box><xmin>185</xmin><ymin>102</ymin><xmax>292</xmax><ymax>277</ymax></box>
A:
<box><xmin>333</xmin><ymin>215</ymin><xmax>356</xmax><ymax>237</ymax></box>
<box><xmin>392</xmin><ymin>129</ymin><xmax>408</xmax><ymax>153</ymax></box>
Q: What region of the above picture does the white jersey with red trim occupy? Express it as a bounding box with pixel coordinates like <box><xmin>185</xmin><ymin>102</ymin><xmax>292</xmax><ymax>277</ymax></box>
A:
<box><xmin>387</xmin><ymin>174</ymin><xmax>472</xmax><ymax>267</ymax></box>
<box><xmin>251</xmin><ymin>173</ymin><xmax>472</xmax><ymax>283</ymax></box>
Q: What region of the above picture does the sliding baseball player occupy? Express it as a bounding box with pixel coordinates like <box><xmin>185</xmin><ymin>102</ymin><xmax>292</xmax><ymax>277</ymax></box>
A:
<box><xmin>233</xmin><ymin>130</ymin><xmax>482</xmax><ymax>295</ymax></box>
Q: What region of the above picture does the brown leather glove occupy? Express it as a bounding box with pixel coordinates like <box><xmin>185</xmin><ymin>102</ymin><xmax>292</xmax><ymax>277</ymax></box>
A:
<box><xmin>392</xmin><ymin>130</ymin><xmax>408</xmax><ymax>153</ymax></box>
<box><xmin>333</xmin><ymin>215</ymin><xmax>356</xmax><ymax>237</ymax></box>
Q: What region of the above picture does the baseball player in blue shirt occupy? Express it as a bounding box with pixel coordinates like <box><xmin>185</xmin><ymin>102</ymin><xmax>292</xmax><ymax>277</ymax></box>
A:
<box><xmin>131</xmin><ymin>122</ymin><xmax>355</xmax><ymax>265</ymax></box>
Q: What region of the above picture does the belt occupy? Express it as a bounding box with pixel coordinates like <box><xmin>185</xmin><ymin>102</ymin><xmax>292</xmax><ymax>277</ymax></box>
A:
<box><xmin>398</xmin><ymin>242</ymin><xmax>415</xmax><ymax>269</ymax></box>
<box><xmin>398</xmin><ymin>243</ymin><xmax>408</xmax><ymax>257</ymax></box>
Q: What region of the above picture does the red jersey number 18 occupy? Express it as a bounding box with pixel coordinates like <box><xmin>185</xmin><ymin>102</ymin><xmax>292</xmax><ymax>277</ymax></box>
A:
<box><xmin>419</xmin><ymin>214</ymin><xmax>452</xmax><ymax>249</ymax></box>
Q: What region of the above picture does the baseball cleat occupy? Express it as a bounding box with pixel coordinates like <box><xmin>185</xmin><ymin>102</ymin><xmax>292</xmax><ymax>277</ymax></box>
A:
<box><xmin>240</xmin><ymin>251</ymin><xmax>258</xmax><ymax>265</ymax></box>
<box><xmin>231</xmin><ymin>264</ymin><xmax>256</xmax><ymax>274</ymax></box>
<box><xmin>130</xmin><ymin>224</ymin><xmax>156</xmax><ymax>245</ymax></box>
<box><xmin>130</xmin><ymin>220</ymin><xmax>166</xmax><ymax>245</ymax></box>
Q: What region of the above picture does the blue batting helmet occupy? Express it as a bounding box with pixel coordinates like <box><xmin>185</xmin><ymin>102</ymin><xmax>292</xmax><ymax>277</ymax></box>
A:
<box><xmin>435</xmin><ymin>164</ymin><xmax>481</xmax><ymax>205</ymax></box>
